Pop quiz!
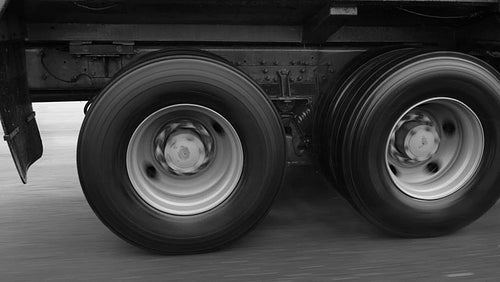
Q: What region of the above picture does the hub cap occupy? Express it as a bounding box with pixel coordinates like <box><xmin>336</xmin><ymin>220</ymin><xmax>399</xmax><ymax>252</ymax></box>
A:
<box><xmin>155</xmin><ymin>120</ymin><xmax>214</xmax><ymax>176</ymax></box>
<box><xmin>126</xmin><ymin>104</ymin><xmax>244</xmax><ymax>215</ymax></box>
<box><xmin>386</xmin><ymin>97</ymin><xmax>484</xmax><ymax>200</ymax></box>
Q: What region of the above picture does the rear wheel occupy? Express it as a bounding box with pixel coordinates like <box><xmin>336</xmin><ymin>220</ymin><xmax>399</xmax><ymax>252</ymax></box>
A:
<box><xmin>78</xmin><ymin>50</ymin><xmax>286</xmax><ymax>253</ymax></box>
<box><xmin>323</xmin><ymin>51</ymin><xmax>500</xmax><ymax>236</ymax></box>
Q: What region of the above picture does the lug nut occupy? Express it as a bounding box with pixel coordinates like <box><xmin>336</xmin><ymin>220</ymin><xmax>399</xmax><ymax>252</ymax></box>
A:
<box><xmin>442</xmin><ymin>121</ymin><xmax>456</xmax><ymax>136</ymax></box>
<box><xmin>145</xmin><ymin>164</ymin><xmax>157</xmax><ymax>179</ymax></box>
<box><xmin>389</xmin><ymin>164</ymin><xmax>399</xmax><ymax>176</ymax></box>
<box><xmin>426</xmin><ymin>162</ymin><xmax>439</xmax><ymax>174</ymax></box>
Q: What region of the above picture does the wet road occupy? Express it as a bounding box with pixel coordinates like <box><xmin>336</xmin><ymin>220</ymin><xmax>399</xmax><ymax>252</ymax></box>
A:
<box><xmin>1</xmin><ymin>102</ymin><xmax>500</xmax><ymax>281</ymax></box>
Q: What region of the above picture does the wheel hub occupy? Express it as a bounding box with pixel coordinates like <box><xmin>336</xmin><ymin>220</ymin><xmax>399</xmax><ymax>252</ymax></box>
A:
<box><xmin>154</xmin><ymin>120</ymin><xmax>215</xmax><ymax>176</ymax></box>
<box><xmin>164</xmin><ymin>130</ymin><xmax>207</xmax><ymax>174</ymax></box>
<box><xmin>395</xmin><ymin>122</ymin><xmax>440</xmax><ymax>162</ymax></box>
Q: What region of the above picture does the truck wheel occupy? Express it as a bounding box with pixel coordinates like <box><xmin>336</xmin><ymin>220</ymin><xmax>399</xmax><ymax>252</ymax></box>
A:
<box><xmin>326</xmin><ymin>51</ymin><xmax>500</xmax><ymax>236</ymax></box>
<box><xmin>77</xmin><ymin>50</ymin><xmax>286</xmax><ymax>253</ymax></box>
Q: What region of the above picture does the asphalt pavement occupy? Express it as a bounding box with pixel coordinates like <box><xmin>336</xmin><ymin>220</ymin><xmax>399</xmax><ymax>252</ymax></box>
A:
<box><xmin>0</xmin><ymin>102</ymin><xmax>499</xmax><ymax>281</ymax></box>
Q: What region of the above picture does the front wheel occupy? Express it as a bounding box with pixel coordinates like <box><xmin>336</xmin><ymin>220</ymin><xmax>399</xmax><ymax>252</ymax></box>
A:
<box><xmin>77</xmin><ymin>50</ymin><xmax>286</xmax><ymax>253</ymax></box>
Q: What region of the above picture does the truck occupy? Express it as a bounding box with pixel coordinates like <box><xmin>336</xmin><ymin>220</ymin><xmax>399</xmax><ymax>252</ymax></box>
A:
<box><xmin>2</xmin><ymin>0</ymin><xmax>500</xmax><ymax>254</ymax></box>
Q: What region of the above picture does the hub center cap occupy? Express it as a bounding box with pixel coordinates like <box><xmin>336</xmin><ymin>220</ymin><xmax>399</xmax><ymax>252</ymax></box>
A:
<box><xmin>405</xmin><ymin>125</ymin><xmax>439</xmax><ymax>161</ymax></box>
<box><xmin>394</xmin><ymin>118</ymin><xmax>440</xmax><ymax>163</ymax></box>
<box><xmin>154</xmin><ymin>120</ymin><xmax>215</xmax><ymax>176</ymax></box>
<box><xmin>178</xmin><ymin>146</ymin><xmax>190</xmax><ymax>160</ymax></box>
<box><xmin>165</xmin><ymin>131</ymin><xmax>206</xmax><ymax>173</ymax></box>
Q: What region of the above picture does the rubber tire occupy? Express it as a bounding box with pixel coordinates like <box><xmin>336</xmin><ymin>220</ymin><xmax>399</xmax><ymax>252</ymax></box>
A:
<box><xmin>329</xmin><ymin>51</ymin><xmax>500</xmax><ymax>237</ymax></box>
<box><xmin>77</xmin><ymin>49</ymin><xmax>286</xmax><ymax>253</ymax></box>
<box><xmin>316</xmin><ymin>47</ymin><xmax>421</xmax><ymax>200</ymax></box>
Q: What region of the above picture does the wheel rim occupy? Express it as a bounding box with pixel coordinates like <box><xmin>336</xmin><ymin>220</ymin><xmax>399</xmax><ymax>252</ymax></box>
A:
<box><xmin>126</xmin><ymin>104</ymin><xmax>244</xmax><ymax>215</ymax></box>
<box><xmin>385</xmin><ymin>97</ymin><xmax>484</xmax><ymax>200</ymax></box>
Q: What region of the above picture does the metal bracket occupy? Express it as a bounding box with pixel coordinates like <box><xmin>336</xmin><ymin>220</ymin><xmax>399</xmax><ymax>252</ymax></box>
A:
<box><xmin>26</xmin><ymin>111</ymin><xmax>35</xmax><ymax>122</ymax></box>
<box><xmin>3</xmin><ymin>126</ymin><xmax>19</xmax><ymax>141</ymax></box>
<box><xmin>278</xmin><ymin>69</ymin><xmax>292</xmax><ymax>98</ymax></box>
<box><xmin>70</xmin><ymin>41</ymin><xmax>135</xmax><ymax>57</ymax></box>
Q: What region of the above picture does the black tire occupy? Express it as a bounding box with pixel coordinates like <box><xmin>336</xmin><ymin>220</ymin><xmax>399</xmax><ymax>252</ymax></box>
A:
<box><xmin>328</xmin><ymin>50</ymin><xmax>500</xmax><ymax>236</ymax></box>
<box><xmin>77</xmin><ymin>49</ymin><xmax>286</xmax><ymax>253</ymax></box>
<box><xmin>316</xmin><ymin>47</ymin><xmax>421</xmax><ymax>200</ymax></box>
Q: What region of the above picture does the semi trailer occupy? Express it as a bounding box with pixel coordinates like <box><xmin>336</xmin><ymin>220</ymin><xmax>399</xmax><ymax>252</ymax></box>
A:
<box><xmin>2</xmin><ymin>0</ymin><xmax>500</xmax><ymax>254</ymax></box>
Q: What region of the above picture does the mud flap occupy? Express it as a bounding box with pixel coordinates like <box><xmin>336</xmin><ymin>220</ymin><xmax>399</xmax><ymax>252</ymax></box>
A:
<box><xmin>0</xmin><ymin>39</ymin><xmax>43</xmax><ymax>183</ymax></box>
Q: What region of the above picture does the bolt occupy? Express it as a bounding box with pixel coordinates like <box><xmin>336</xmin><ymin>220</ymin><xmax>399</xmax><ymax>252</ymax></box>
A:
<box><xmin>274</xmin><ymin>61</ymin><xmax>279</xmax><ymax>65</ymax></box>
<box><xmin>236</xmin><ymin>61</ymin><xmax>242</xmax><ymax>66</ymax></box>
<box><xmin>290</xmin><ymin>60</ymin><xmax>295</xmax><ymax>65</ymax></box>
<box><xmin>263</xmin><ymin>68</ymin><xmax>269</xmax><ymax>74</ymax></box>
<box><xmin>273</xmin><ymin>77</ymin><xmax>278</xmax><ymax>82</ymax></box>
<box><xmin>300</xmin><ymin>69</ymin><xmax>306</xmax><ymax>73</ymax></box>
<box><xmin>212</xmin><ymin>121</ymin><xmax>224</xmax><ymax>135</ymax></box>
<box><xmin>297</xmin><ymin>76</ymin><xmax>303</xmax><ymax>81</ymax></box>
<box><xmin>329</xmin><ymin>69</ymin><xmax>335</xmax><ymax>73</ymax></box>
<box><xmin>260</xmin><ymin>59</ymin><xmax>266</xmax><ymax>65</ymax></box>
<box><xmin>266</xmin><ymin>76</ymin><xmax>271</xmax><ymax>81</ymax></box>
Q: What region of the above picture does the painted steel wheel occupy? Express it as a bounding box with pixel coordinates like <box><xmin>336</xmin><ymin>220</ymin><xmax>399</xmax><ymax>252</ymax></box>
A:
<box><xmin>77</xmin><ymin>50</ymin><xmax>286</xmax><ymax>253</ymax></box>
<box><xmin>386</xmin><ymin>98</ymin><xmax>484</xmax><ymax>201</ymax></box>
<box><xmin>126</xmin><ymin>104</ymin><xmax>244</xmax><ymax>216</ymax></box>
<box><xmin>324</xmin><ymin>50</ymin><xmax>500</xmax><ymax>236</ymax></box>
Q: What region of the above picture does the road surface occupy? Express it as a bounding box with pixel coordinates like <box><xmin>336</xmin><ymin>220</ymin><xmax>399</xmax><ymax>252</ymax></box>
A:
<box><xmin>1</xmin><ymin>102</ymin><xmax>499</xmax><ymax>281</ymax></box>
